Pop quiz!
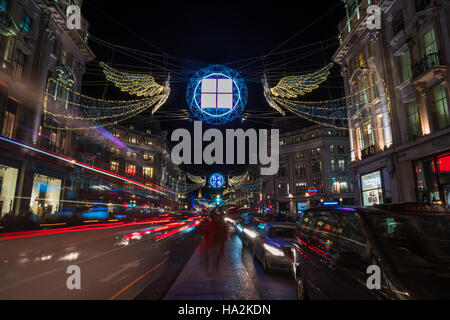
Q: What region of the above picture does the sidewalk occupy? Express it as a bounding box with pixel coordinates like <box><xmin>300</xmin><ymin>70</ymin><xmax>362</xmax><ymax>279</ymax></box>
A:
<box><xmin>164</xmin><ymin>232</ymin><xmax>261</xmax><ymax>300</ymax></box>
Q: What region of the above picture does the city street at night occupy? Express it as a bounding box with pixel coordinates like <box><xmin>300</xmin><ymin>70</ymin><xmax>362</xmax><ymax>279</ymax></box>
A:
<box><xmin>1</xmin><ymin>0</ymin><xmax>450</xmax><ymax>311</ymax></box>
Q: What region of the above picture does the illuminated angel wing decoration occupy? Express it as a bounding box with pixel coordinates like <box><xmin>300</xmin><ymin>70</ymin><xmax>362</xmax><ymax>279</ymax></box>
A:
<box><xmin>186</xmin><ymin>172</ymin><xmax>206</xmax><ymax>185</ymax></box>
<box><xmin>269</xmin><ymin>63</ymin><xmax>333</xmax><ymax>99</ymax></box>
<box><xmin>152</xmin><ymin>74</ymin><xmax>171</xmax><ymax>115</ymax></box>
<box><xmin>100</xmin><ymin>62</ymin><xmax>165</xmax><ymax>97</ymax></box>
<box><xmin>263</xmin><ymin>75</ymin><xmax>286</xmax><ymax>116</ymax></box>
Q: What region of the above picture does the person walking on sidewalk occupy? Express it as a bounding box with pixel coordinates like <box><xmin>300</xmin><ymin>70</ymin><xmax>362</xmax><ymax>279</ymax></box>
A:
<box><xmin>211</xmin><ymin>215</ymin><xmax>229</xmax><ymax>274</ymax></box>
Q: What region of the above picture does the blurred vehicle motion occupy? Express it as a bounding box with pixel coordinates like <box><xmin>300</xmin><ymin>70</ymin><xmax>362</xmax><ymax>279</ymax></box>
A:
<box><xmin>253</xmin><ymin>222</ymin><xmax>297</xmax><ymax>273</ymax></box>
<box><xmin>292</xmin><ymin>204</ymin><xmax>450</xmax><ymax>300</ymax></box>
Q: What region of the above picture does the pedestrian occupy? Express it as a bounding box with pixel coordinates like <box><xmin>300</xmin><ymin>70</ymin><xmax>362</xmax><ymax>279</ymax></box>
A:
<box><xmin>199</xmin><ymin>216</ymin><xmax>215</xmax><ymax>274</ymax></box>
<box><xmin>211</xmin><ymin>216</ymin><xmax>229</xmax><ymax>274</ymax></box>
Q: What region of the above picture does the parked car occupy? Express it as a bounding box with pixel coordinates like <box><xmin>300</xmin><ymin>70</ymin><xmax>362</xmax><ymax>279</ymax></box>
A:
<box><xmin>292</xmin><ymin>204</ymin><xmax>450</xmax><ymax>300</ymax></box>
<box><xmin>253</xmin><ymin>222</ymin><xmax>297</xmax><ymax>273</ymax></box>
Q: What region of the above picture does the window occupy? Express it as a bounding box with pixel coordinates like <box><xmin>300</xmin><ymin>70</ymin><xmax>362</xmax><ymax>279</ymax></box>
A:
<box><xmin>278</xmin><ymin>167</ymin><xmax>288</xmax><ymax>178</ymax></box>
<box><xmin>19</xmin><ymin>11</ymin><xmax>32</xmax><ymax>33</ymax></box>
<box><xmin>295</xmin><ymin>163</ymin><xmax>306</xmax><ymax>176</ymax></box>
<box><xmin>201</xmin><ymin>78</ymin><xmax>233</xmax><ymax>109</ymax></box>
<box><xmin>399</xmin><ymin>49</ymin><xmax>412</xmax><ymax>83</ymax></box>
<box><xmin>278</xmin><ymin>183</ymin><xmax>289</xmax><ymax>196</ymax></box>
<box><xmin>299</xmin><ymin>211</ymin><xmax>315</xmax><ymax>233</ymax></box>
<box><xmin>431</xmin><ymin>85</ymin><xmax>450</xmax><ymax>130</ymax></box>
<box><xmin>110</xmin><ymin>161</ymin><xmax>119</xmax><ymax>172</ymax></box>
<box><xmin>361</xmin><ymin>121</ymin><xmax>375</xmax><ymax>150</ymax></box>
<box><xmin>129</xmin><ymin>136</ymin><xmax>137</xmax><ymax>144</ymax></box>
<box><xmin>14</xmin><ymin>50</ymin><xmax>25</xmax><ymax>80</ymax></box>
<box><xmin>311</xmin><ymin>211</ymin><xmax>340</xmax><ymax>262</ymax></box>
<box><xmin>312</xmin><ymin>161</ymin><xmax>322</xmax><ymax>174</ymax></box>
<box><xmin>422</xmin><ymin>28</ymin><xmax>438</xmax><ymax>57</ymax></box>
<box><xmin>338</xmin><ymin>160</ymin><xmax>346</xmax><ymax>171</ymax></box>
<box><xmin>280</xmin><ymin>153</ymin><xmax>288</xmax><ymax>161</ymax></box>
<box><xmin>392</xmin><ymin>11</ymin><xmax>404</xmax><ymax>36</ymax></box>
<box><xmin>406</xmin><ymin>101</ymin><xmax>421</xmax><ymax>139</ymax></box>
<box><xmin>338</xmin><ymin>214</ymin><xmax>368</xmax><ymax>259</ymax></box>
<box><xmin>293</xmin><ymin>137</ymin><xmax>301</xmax><ymax>144</ymax></box>
<box><xmin>2</xmin><ymin>111</ymin><xmax>15</xmax><ymax>138</ymax></box>
<box><xmin>143</xmin><ymin>167</ymin><xmax>153</xmax><ymax>179</ymax></box>
<box><xmin>295</xmin><ymin>181</ymin><xmax>307</xmax><ymax>195</ymax></box>
<box><xmin>126</xmin><ymin>164</ymin><xmax>136</xmax><ymax>175</ymax></box>
<box><xmin>293</xmin><ymin>152</ymin><xmax>304</xmax><ymax>160</ymax></box>
<box><xmin>330</xmin><ymin>145</ymin><xmax>334</xmax><ymax>153</ymax></box>
<box><xmin>331</xmin><ymin>159</ymin><xmax>335</xmax><ymax>172</ymax></box>
<box><xmin>338</xmin><ymin>145</ymin><xmax>345</xmax><ymax>153</ymax></box>
<box><xmin>280</xmin><ymin>140</ymin><xmax>287</xmax><ymax>147</ymax></box>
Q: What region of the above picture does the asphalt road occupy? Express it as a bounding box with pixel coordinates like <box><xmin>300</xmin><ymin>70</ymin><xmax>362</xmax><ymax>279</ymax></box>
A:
<box><xmin>0</xmin><ymin>218</ymin><xmax>201</xmax><ymax>300</ymax></box>
<box><xmin>0</xmin><ymin>218</ymin><xmax>296</xmax><ymax>300</ymax></box>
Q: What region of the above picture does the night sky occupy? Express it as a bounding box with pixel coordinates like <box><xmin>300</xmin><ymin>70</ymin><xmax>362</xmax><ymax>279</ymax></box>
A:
<box><xmin>81</xmin><ymin>0</ymin><xmax>346</xmax><ymax>176</ymax></box>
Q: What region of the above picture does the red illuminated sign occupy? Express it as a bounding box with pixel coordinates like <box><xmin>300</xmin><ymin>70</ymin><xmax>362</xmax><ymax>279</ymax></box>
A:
<box><xmin>307</xmin><ymin>187</ymin><xmax>318</xmax><ymax>196</ymax></box>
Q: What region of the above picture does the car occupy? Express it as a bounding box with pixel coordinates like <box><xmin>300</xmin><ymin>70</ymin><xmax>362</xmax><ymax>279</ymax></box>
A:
<box><xmin>253</xmin><ymin>222</ymin><xmax>297</xmax><ymax>273</ymax></box>
<box><xmin>292</xmin><ymin>205</ymin><xmax>450</xmax><ymax>300</ymax></box>
<box><xmin>235</xmin><ymin>215</ymin><xmax>266</xmax><ymax>248</ymax></box>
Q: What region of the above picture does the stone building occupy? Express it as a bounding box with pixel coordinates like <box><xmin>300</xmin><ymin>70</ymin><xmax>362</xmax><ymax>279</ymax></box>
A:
<box><xmin>0</xmin><ymin>0</ymin><xmax>94</xmax><ymax>216</ymax></box>
<box><xmin>333</xmin><ymin>0</ymin><xmax>449</xmax><ymax>206</ymax></box>
<box><xmin>262</xmin><ymin>125</ymin><xmax>354</xmax><ymax>215</ymax></box>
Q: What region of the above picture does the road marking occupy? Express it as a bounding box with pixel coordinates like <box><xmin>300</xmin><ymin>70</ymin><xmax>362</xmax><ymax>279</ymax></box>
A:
<box><xmin>109</xmin><ymin>257</ymin><xmax>169</xmax><ymax>300</ymax></box>
<box><xmin>40</xmin><ymin>223</ymin><xmax>67</xmax><ymax>227</ymax></box>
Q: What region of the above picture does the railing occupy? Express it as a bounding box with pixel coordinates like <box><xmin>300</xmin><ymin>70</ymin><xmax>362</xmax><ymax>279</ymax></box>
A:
<box><xmin>361</xmin><ymin>145</ymin><xmax>376</xmax><ymax>160</ymax></box>
<box><xmin>412</xmin><ymin>51</ymin><xmax>442</xmax><ymax>78</ymax></box>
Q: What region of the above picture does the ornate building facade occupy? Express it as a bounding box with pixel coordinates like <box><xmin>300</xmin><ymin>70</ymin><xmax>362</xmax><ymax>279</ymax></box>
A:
<box><xmin>333</xmin><ymin>0</ymin><xmax>450</xmax><ymax>206</ymax></box>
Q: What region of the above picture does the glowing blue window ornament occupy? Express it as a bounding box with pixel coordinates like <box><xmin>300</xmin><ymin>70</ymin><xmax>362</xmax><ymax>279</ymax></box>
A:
<box><xmin>187</xmin><ymin>65</ymin><xmax>248</xmax><ymax>125</ymax></box>
<box><xmin>209</xmin><ymin>173</ymin><xmax>225</xmax><ymax>189</ymax></box>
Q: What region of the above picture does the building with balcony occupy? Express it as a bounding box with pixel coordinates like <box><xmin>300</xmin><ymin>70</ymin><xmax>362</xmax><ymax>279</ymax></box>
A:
<box><xmin>261</xmin><ymin>125</ymin><xmax>354</xmax><ymax>215</ymax></box>
<box><xmin>71</xmin><ymin>125</ymin><xmax>183</xmax><ymax>210</ymax></box>
<box><xmin>333</xmin><ymin>0</ymin><xmax>450</xmax><ymax>206</ymax></box>
<box><xmin>0</xmin><ymin>0</ymin><xmax>95</xmax><ymax>217</ymax></box>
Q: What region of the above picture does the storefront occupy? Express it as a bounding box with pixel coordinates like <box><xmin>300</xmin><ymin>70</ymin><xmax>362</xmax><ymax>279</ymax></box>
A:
<box><xmin>0</xmin><ymin>165</ymin><xmax>18</xmax><ymax>216</ymax></box>
<box><xmin>29</xmin><ymin>173</ymin><xmax>62</xmax><ymax>216</ymax></box>
<box><xmin>415</xmin><ymin>152</ymin><xmax>450</xmax><ymax>206</ymax></box>
<box><xmin>360</xmin><ymin>171</ymin><xmax>384</xmax><ymax>206</ymax></box>
<box><xmin>296</xmin><ymin>201</ymin><xmax>308</xmax><ymax>214</ymax></box>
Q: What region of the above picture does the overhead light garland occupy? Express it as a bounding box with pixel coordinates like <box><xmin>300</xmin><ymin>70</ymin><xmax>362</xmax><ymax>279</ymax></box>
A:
<box><xmin>186</xmin><ymin>172</ymin><xmax>206</xmax><ymax>185</ymax></box>
<box><xmin>100</xmin><ymin>62</ymin><xmax>165</xmax><ymax>97</ymax></box>
<box><xmin>43</xmin><ymin>69</ymin><xmax>170</xmax><ymax>130</ymax></box>
<box><xmin>264</xmin><ymin>76</ymin><xmax>391</xmax><ymax>130</ymax></box>
<box><xmin>228</xmin><ymin>173</ymin><xmax>249</xmax><ymax>187</ymax></box>
<box><xmin>268</xmin><ymin>63</ymin><xmax>333</xmax><ymax>99</ymax></box>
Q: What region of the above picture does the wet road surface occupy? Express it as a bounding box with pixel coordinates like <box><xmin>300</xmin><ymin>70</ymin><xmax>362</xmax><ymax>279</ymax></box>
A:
<box><xmin>164</xmin><ymin>224</ymin><xmax>297</xmax><ymax>300</ymax></box>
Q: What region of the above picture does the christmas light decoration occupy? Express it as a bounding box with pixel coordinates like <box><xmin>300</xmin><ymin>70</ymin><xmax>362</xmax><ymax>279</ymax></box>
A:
<box><xmin>43</xmin><ymin>72</ymin><xmax>170</xmax><ymax>131</ymax></box>
<box><xmin>263</xmin><ymin>77</ymin><xmax>391</xmax><ymax>131</ymax></box>
<box><xmin>228</xmin><ymin>173</ymin><xmax>249</xmax><ymax>187</ymax></box>
<box><xmin>186</xmin><ymin>172</ymin><xmax>206</xmax><ymax>185</ymax></box>
<box><xmin>209</xmin><ymin>173</ymin><xmax>226</xmax><ymax>189</ymax></box>
<box><xmin>186</xmin><ymin>65</ymin><xmax>248</xmax><ymax>125</ymax></box>
<box><xmin>269</xmin><ymin>63</ymin><xmax>333</xmax><ymax>99</ymax></box>
<box><xmin>100</xmin><ymin>62</ymin><xmax>165</xmax><ymax>97</ymax></box>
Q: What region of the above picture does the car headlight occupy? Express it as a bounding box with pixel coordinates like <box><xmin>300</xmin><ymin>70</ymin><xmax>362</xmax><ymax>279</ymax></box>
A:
<box><xmin>224</xmin><ymin>218</ymin><xmax>235</xmax><ymax>224</ymax></box>
<box><xmin>264</xmin><ymin>244</ymin><xmax>284</xmax><ymax>256</ymax></box>
<box><xmin>244</xmin><ymin>228</ymin><xmax>258</xmax><ymax>238</ymax></box>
